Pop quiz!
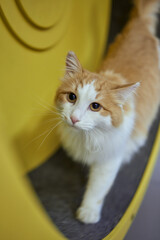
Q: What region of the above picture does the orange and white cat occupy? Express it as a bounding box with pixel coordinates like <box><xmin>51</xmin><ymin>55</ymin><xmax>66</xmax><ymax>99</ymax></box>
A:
<box><xmin>55</xmin><ymin>0</ymin><xmax>160</xmax><ymax>223</ymax></box>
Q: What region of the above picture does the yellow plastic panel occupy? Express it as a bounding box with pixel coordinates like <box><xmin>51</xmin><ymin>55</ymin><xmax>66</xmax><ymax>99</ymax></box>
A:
<box><xmin>0</xmin><ymin>0</ymin><xmax>71</xmax><ymax>50</ymax></box>
<box><xmin>0</xmin><ymin>117</ymin><xmax>66</xmax><ymax>240</ymax></box>
<box><xmin>17</xmin><ymin>0</ymin><xmax>65</xmax><ymax>29</ymax></box>
<box><xmin>0</xmin><ymin>0</ymin><xmax>111</xmax><ymax>173</ymax></box>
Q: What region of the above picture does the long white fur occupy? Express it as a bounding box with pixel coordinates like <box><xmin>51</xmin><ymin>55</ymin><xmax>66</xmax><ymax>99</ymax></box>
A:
<box><xmin>58</xmin><ymin>82</ymin><xmax>137</xmax><ymax>223</ymax></box>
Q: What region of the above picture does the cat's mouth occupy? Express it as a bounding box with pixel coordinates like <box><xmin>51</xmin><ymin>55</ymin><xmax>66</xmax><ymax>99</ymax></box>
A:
<box><xmin>64</xmin><ymin>118</ymin><xmax>91</xmax><ymax>131</ymax></box>
<box><xmin>66</xmin><ymin>121</ymin><xmax>85</xmax><ymax>131</ymax></box>
<box><xmin>63</xmin><ymin>119</ymin><xmax>79</xmax><ymax>129</ymax></box>
<box><xmin>70</xmin><ymin>122</ymin><xmax>81</xmax><ymax>130</ymax></box>
<box><xmin>63</xmin><ymin>117</ymin><xmax>81</xmax><ymax>129</ymax></box>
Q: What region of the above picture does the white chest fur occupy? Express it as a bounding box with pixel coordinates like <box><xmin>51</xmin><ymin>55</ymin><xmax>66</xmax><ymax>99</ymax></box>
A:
<box><xmin>59</xmin><ymin>106</ymin><xmax>135</xmax><ymax>166</ymax></box>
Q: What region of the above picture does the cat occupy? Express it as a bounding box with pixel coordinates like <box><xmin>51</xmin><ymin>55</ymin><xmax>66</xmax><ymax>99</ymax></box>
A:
<box><xmin>55</xmin><ymin>0</ymin><xmax>160</xmax><ymax>224</ymax></box>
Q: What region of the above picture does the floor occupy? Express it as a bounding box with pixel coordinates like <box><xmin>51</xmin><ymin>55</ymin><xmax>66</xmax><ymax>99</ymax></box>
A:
<box><xmin>125</xmin><ymin>151</ymin><xmax>160</xmax><ymax>240</ymax></box>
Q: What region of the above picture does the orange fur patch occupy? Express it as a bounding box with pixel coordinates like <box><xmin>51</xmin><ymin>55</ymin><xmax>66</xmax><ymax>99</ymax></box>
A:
<box><xmin>55</xmin><ymin>1</ymin><xmax>160</xmax><ymax>132</ymax></box>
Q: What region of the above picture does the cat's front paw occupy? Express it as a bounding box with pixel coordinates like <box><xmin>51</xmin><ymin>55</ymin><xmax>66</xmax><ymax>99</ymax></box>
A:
<box><xmin>76</xmin><ymin>206</ymin><xmax>100</xmax><ymax>224</ymax></box>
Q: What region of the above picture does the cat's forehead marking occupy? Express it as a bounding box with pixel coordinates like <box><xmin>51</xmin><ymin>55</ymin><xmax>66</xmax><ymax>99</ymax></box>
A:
<box><xmin>77</xmin><ymin>81</ymin><xmax>97</xmax><ymax>101</ymax></box>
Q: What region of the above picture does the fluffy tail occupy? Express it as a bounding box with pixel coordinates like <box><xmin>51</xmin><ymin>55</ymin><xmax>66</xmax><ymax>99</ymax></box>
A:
<box><xmin>132</xmin><ymin>0</ymin><xmax>160</xmax><ymax>34</ymax></box>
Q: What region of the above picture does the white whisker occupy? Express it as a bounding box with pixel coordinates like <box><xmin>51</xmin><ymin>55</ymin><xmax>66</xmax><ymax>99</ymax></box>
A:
<box><xmin>37</xmin><ymin>121</ymin><xmax>62</xmax><ymax>150</ymax></box>
<box><xmin>25</xmin><ymin>127</ymin><xmax>54</xmax><ymax>148</ymax></box>
<box><xmin>34</xmin><ymin>96</ymin><xmax>61</xmax><ymax>114</ymax></box>
<box><xmin>37</xmin><ymin>102</ymin><xmax>62</xmax><ymax>116</ymax></box>
<box><xmin>37</xmin><ymin>98</ymin><xmax>60</xmax><ymax>112</ymax></box>
<box><xmin>45</xmin><ymin>117</ymin><xmax>63</xmax><ymax>124</ymax></box>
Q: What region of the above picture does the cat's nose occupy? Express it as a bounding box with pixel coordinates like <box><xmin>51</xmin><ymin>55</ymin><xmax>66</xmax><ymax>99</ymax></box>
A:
<box><xmin>70</xmin><ymin>116</ymin><xmax>80</xmax><ymax>124</ymax></box>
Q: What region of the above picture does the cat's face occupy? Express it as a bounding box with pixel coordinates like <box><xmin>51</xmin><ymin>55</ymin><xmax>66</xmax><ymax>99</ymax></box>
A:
<box><xmin>55</xmin><ymin>51</ymin><xmax>139</xmax><ymax>131</ymax></box>
<box><xmin>56</xmin><ymin>80</ymin><xmax>112</xmax><ymax>131</ymax></box>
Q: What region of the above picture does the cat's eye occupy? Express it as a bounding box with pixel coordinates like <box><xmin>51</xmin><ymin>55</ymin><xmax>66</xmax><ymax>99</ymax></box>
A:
<box><xmin>67</xmin><ymin>92</ymin><xmax>77</xmax><ymax>103</ymax></box>
<box><xmin>90</xmin><ymin>102</ymin><xmax>101</xmax><ymax>112</ymax></box>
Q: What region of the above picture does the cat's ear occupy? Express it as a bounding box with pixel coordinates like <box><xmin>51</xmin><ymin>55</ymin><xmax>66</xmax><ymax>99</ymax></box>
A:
<box><xmin>113</xmin><ymin>82</ymin><xmax>140</xmax><ymax>104</ymax></box>
<box><xmin>65</xmin><ymin>51</ymin><xmax>82</xmax><ymax>76</ymax></box>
